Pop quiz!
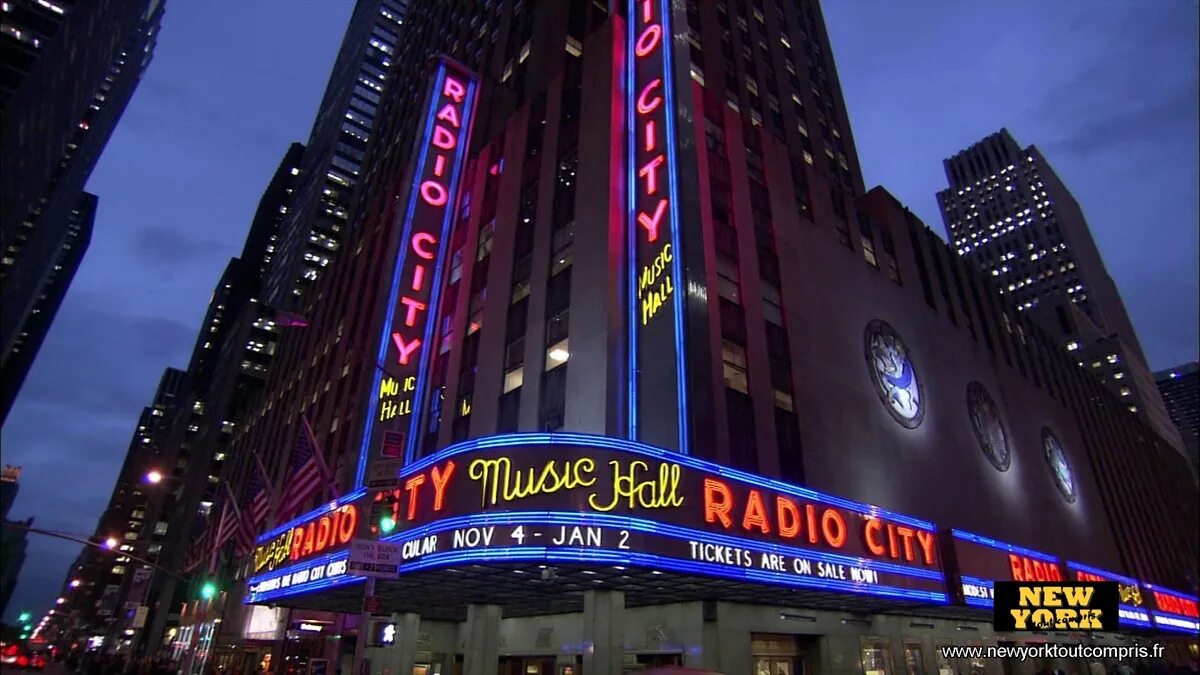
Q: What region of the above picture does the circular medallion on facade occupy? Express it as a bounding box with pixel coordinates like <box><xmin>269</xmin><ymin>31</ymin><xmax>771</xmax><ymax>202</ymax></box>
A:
<box><xmin>863</xmin><ymin>320</ymin><xmax>924</xmax><ymax>429</ymax></box>
<box><xmin>967</xmin><ymin>381</ymin><xmax>1010</xmax><ymax>471</ymax></box>
<box><xmin>1042</xmin><ymin>428</ymin><xmax>1076</xmax><ymax>503</ymax></box>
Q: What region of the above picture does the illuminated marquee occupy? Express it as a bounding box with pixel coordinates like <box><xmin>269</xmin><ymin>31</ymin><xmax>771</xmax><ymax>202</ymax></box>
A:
<box><xmin>248</xmin><ymin>433</ymin><xmax>947</xmax><ymax>604</ymax></box>
<box><xmin>384</xmin><ymin>434</ymin><xmax>945</xmax><ymax>601</ymax></box>
<box><xmin>1143</xmin><ymin>583</ymin><xmax>1200</xmax><ymax>634</ymax></box>
<box><xmin>627</xmin><ymin>0</ymin><xmax>689</xmax><ymax>452</ymax></box>
<box><xmin>1067</xmin><ymin>562</ymin><xmax>1153</xmax><ymax>629</ymax></box>
<box><xmin>253</xmin><ymin>504</ymin><xmax>358</xmax><ymax>574</ymax></box>
<box><xmin>950</xmin><ymin>529</ymin><xmax>1063</xmax><ymax>608</ymax></box>
<box><xmin>356</xmin><ymin>57</ymin><xmax>480</xmax><ymax>482</ymax></box>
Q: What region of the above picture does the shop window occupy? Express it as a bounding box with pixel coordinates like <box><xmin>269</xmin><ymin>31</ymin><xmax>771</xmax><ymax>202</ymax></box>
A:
<box><xmin>904</xmin><ymin>645</ymin><xmax>924</xmax><ymax>675</ymax></box>
<box><xmin>861</xmin><ymin>641</ymin><xmax>893</xmax><ymax>675</ymax></box>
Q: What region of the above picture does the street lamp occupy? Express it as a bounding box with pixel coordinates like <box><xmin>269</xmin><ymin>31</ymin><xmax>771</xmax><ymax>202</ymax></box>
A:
<box><xmin>145</xmin><ymin>470</ymin><xmax>163</xmax><ymax>484</ymax></box>
<box><xmin>69</xmin><ymin>579</ymin><xmax>81</xmax><ymax>588</ymax></box>
<box><xmin>55</xmin><ymin>597</ymin><xmax>65</xmax><ymax>605</ymax></box>
<box><xmin>104</xmin><ymin>537</ymin><xmax>119</xmax><ymax>549</ymax></box>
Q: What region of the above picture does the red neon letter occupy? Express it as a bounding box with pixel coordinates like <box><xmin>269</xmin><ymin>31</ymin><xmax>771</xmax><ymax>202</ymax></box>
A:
<box><xmin>432</xmin><ymin>125</ymin><xmax>457</xmax><ymax>150</ymax></box>
<box><xmin>289</xmin><ymin>527</ymin><xmax>304</xmax><ymax>561</ymax></box>
<box><xmin>644</xmin><ymin>120</ymin><xmax>657</xmax><ymax>152</ymax></box>
<box><xmin>314</xmin><ymin>515</ymin><xmax>331</xmax><ymax>551</ymax></box>
<box><xmin>436</xmin><ymin>103</ymin><xmax>461</xmax><ymax>128</ymax></box>
<box><xmin>896</xmin><ymin>526</ymin><xmax>916</xmax><ymax>562</ymax></box>
<box><xmin>639</xmin><ymin>0</ymin><xmax>652</xmax><ymax>22</ymax></box>
<box><xmin>821</xmin><ymin>509</ymin><xmax>846</xmax><ymax>548</ymax></box>
<box><xmin>776</xmin><ymin>496</ymin><xmax>801</xmax><ymax>538</ymax></box>
<box><xmin>434</xmin><ymin>155</ymin><xmax>447</xmax><ymax>177</ymax></box>
<box><xmin>442</xmin><ymin>77</ymin><xmax>466</xmax><ymax>102</ymax></box>
<box><xmin>404</xmin><ymin>474</ymin><xmax>426</xmax><ymax>521</ymax></box>
<box><xmin>420</xmin><ymin>180</ymin><xmax>448</xmax><ymax>206</ymax></box>
<box><xmin>703</xmin><ymin>478</ymin><xmax>733</xmax><ymax>527</ymax></box>
<box><xmin>412</xmin><ymin>232</ymin><xmax>437</xmax><ymax>259</ymax></box>
<box><xmin>399</xmin><ymin>296</ymin><xmax>427</xmax><ymax>327</ymax></box>
<box><xmin>637</xmin><ymin>199</ymin><xmax>668</xmax><ymax>242</ymax></box>
<box><xmin>391</xmin><ymin>333</ymin><xmax>422</xmax><ymax>365</ymax></box>
<box><xmin>637</xmin><ymin>78</ymin><xmax>663</xmax><ymax>114</ymax></box>
<box><xmin>863</xmin><ymin>518</ymin><xmax>886</xmax><ymax>557</ymax></box>
<box><xmin>639</xmin><ymin>154</ymin><xmax>665</xmax><ymax>195</ymax></box>
<box><xmin>916</xmin><ymin>530</ymin><xmax>936</xmax><ymax>566</ymax></box>
<box><xmin>412</xmin><ymin>264</ymin><xmax>426</xmax><ymax>291</ymax></box>
<box><xmin>301</xmin><ymin>522</ymin><xmax>315</xmax><ymax>557</ymax></box>
<box><xmin>635</xmin><ymin>24</ymin><xmax>662</xmax><ymax>57</ymax></box>
<box><xmin>431</xmin><ymin>461</ymin><xmax>456</xmax><ymax>511</ymax></box>
<box><xmin>741</xmin><ymin>489</ymin><xmax>770</xmax><ymax>534</ymax></box>
<box><xmin>1008</xmin><ymin>554</ymin><xmax>1024</xmax><ymax>581</ymax></box>
<box><xmin>338</xmin><ymin>505</ymin><xmax>357</xmax><ymax>543</ymax></box>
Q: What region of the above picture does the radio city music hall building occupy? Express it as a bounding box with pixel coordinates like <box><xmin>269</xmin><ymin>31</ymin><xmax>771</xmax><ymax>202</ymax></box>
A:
<box><xmin>202</xmin><ymin>2</ymin><xmax>1199</xmax><ymax>675</ymax></box>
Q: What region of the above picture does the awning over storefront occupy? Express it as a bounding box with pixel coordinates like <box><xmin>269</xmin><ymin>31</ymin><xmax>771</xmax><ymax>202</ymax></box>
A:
<box><xmin>243</xmin><ymin>433</ymin><xmax>1199</xmax><ymax>635</ymax></box>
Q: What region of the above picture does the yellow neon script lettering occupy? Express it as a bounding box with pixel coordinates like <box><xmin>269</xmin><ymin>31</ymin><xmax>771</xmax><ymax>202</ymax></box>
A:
<box><xmin>254</xmin><ymin>529</ymin><xmax>293</xmax><ymax>573</ymax></box>
<box><xmin>638</xmin><ymin>244</ymin><xmax>674</xmax><ymax>326</ymax></box>
<box><xmin>379</xmin><ymin>397</ymin><xmax>412</xmax><ymax>421</ymax></box>
<box><xmin>589</xmin><ymin>460</ymin><xmax>684</xmax><ymax>512</ymax></box>
<box><xmin>468</xmin><ymin>457</ymin><xmax>597</xmax><ymax>507</ymax></box>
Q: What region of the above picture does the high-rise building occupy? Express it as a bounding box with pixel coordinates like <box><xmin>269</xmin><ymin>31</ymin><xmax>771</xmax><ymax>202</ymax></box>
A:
<box><xmin>178</xmin><ymin>2</ymin><xmax>1198</xmax><ymax>673</ymax></box>
<box><xmin>125</xmin><ymin>145</ymin><xmax>305</xmax><ymax>657</ymax></box>
<box><xmin>0</xmin><ymin>465</ymin><xmax>29</xmax><ymax>618</ymax></box>
<box><xmin>264</xmin><ymin>0</ymin><xmax>406</xmax><ymax>310</ymax></box>
<box><xmin>936</xmin><ymin>129</ymin><xmax>1181</xmax><ymax>451</ymax></box>
<box><xmin>0</xmin><ymin>192</ymin><xmax>94</xmax><ymax>422</ymax></box>
<box><xmin>0</xmin><ymin>0</ymin><xmax>164</xmax><ymax>425</ymax></box>
<box><xmin>1155</xmin><ymin>361</ymin><xmax>1199</xmax><ymax>482</ymax></box>
<box><xmin>50</xmin><ymin>367</ymin><xmax>183</xmax><ymax>644</ymax></box>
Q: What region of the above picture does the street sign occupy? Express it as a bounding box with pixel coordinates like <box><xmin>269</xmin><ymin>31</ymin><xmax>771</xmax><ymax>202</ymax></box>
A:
<box><xmin>362</xmin><ymin>596</ymin><xmax>382</xmax><ymax>613</ymax></box>
<box><xmin>131</xmin><ymin>606</ymin><xmax>148</xmax><ymax>628</ymax></box>
<box><xmin>347</xmin><ymin>539</ymin><xmax>401</xmax><ymax>578</ymax></box>
<box><xmin>366</xmin><ymin>459</ymin><xmax>403</xmax><ymax>490</ymax></box>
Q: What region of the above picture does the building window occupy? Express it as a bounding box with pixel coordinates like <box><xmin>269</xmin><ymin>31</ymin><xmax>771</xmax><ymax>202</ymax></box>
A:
<box><xmin>497</xmin><ymin>389</ymin><xmax>520</xmax><ymax>433</ymax></box>
<box><xmin>861</xmin><ymin>236</ymin><xmax>878</xmax><ymax>268</ymax></box>
<box><xmin>546</xmin><ymin>339</ymin><xmax>569</xmax><ymax>371</ymax></box>
<box><xmin>722</xmin><ymin>340</ymin><xmax>749</xmax><ymax>393</ymax></box>
<box><xmin>726</xmin><ymin>389</ymin><xmax>757</xmax><ymax>472</ymax></box>
<box><xmin>503</xmin><ymin>367</ymin><xmax>524</xmax><ymax>393</ymax></box>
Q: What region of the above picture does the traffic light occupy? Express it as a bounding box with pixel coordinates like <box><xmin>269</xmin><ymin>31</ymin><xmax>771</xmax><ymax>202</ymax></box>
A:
<box><xmin>199</xmin><ymin>581</ymin><xmax>217</xmax><ymax>600</ymax></box>
<box><xmin>371</xmin><ymin>491</ymin><xmax>400</xmax><ymax>536</ymax></box>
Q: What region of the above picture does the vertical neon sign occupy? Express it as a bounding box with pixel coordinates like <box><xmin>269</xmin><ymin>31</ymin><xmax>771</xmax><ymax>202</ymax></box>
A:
<box><xmin>628</xmin><ymin>0</ymin><xmax>689</xmax><ymax>453</ymax></box>
<box><xmin>356</xmin><ymin>58</ymin><xmax>480</xmax><ymax>486</ymax></box>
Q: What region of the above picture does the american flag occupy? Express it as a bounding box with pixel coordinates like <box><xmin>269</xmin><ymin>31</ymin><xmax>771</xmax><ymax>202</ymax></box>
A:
<box><xmin>277</xmin><ymin>415</ymin><xmax>336</xmax><ymax>518</ymax></box>
<box><xmin>246</xmin><ymin>457</ymin><xmax>272</xmax><ymax>525</ymax></box>
<box><xmin>235</xmin><ymin>463</ymin><xmax>270</xmax><ymax>557</ymax></box>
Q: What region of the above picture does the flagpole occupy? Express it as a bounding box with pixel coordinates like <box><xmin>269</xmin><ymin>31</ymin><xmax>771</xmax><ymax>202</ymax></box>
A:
<box><xmin>222</xmin><ymin>481</ymin><xmax>255</xmax><ymax>555</ymax></box>
<box><xmin>252</xmin><ymin>450</ymin><xmax>280</xmax><ymax>518</ymax></box>
<box><xmin>207</xmin><ymin>502</ymin><xmax>228</xmax><ymax>575</ymax></box>
<box><xmin>301</xmin><ymin>413</ymin><xmax>339</xmax><ymax>497</ymax></box>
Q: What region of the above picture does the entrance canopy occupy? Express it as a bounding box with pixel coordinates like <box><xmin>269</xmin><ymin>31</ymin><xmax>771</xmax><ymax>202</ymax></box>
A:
<box><xmin>244</xmin><ymin>433</ymin><xmax>1198</xmax><ymax>634</ymax></box>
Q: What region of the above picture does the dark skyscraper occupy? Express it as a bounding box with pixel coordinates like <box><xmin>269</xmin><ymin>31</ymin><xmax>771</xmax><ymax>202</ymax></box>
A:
<box><xmin>265</xmin><ymin>0</ymin><xmax>406</xmax><ymax>310</ymax></box>
<box><xmin>936</xmin><ymin>129</ymin><xmax>1181</xmax><ymax>451</ymax></box>
<box><xmin>0</xmin><ymin>0</ymin><xmax>163</xmax><ymax>425</ymax></box>
<box><xmin>1155</xmin><ymin>361</ymin><xmax>1200</xmax><ymax>482</ymax></box>
<box><xmin>0</xmin><ymin>466</ymin><xmax>29</xmax><ymax>618</ymax></box>
<box><xmin>0</xmin><ymin>192</ymin><xmax>94</xmax><ymax>422</ymax></box>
